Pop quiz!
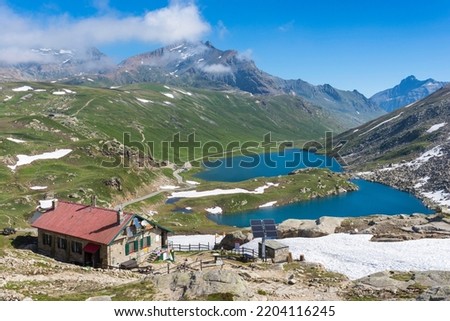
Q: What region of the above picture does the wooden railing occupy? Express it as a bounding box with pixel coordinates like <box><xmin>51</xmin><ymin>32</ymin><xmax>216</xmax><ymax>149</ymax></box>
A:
<box><xmin>169</xmin><ymin>242</ymin><xmax>213</xmax><ymax>251</ymax></box>
<box><xmin>169</xmin><ymin>242</ymin><xmax>257</xmax><ymax>258</ymax></box>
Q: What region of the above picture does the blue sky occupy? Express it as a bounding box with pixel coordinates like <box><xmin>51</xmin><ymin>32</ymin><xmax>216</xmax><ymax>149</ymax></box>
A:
<box><xmin>1</xmin><ymin>0</ymin><xmax>450</xmax><ymax>96</ymax></box>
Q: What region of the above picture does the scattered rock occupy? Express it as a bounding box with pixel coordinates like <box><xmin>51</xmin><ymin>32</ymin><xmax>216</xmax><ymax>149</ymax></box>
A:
<box><xmin>217</xmin><ymin>230</ymin><xmax>252</xmax><ymax>250</ymax></box>
<box><xmin>278</xmin><ymin>217</ymin><xmax>345</xmax><ymax>238</ymax></box>
<box><xmin>104</xmin><ymin>177</ymin><xmax>122</xmax><ymax>191</ymax></box>
<box><xmin>417</xmin><ymin>286</ymin><xmax>450</xmax><ymax>301</ymax></box>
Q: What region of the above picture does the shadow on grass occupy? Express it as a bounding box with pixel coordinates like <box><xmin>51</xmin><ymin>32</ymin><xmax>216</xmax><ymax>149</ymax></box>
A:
<box><xmin>10</xmin><ymin>234</ymin><xmax>37</xmax><ymax>250</ymax></box>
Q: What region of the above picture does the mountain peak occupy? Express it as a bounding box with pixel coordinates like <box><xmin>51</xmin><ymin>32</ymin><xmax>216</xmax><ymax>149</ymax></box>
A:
<box><xmin>370</xmin><ymin>75</ymin><xmax>448</xmax><ymax>112</ymax></box>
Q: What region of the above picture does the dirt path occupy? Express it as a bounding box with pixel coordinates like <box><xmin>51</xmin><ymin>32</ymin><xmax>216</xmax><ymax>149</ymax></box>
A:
<box><xmin>114</xmin><ymin>168</ymin><xmax>195</xmax><ymax>210</ymax></box>
<box><xmin>72</xmin><ymin>98</ymin><xmax>95</xmax><ymax>116</ymax></box>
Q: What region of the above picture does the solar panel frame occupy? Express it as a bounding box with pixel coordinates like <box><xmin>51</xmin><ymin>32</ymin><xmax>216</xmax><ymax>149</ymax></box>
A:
<box><xmin>250</xmin><ymin>219</ymin><xmax>278</xmax><ymax>239</ymax></box>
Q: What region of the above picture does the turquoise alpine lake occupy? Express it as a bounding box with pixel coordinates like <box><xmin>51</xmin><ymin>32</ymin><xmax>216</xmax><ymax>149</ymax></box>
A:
<box><xmin>207</xmin><ymin>179</ymin><xmax>434</xmax><ymax>227</ymax></box>
<box><xmin>195</xmin><ymin>148</ymin><xmax>342</xmax><ymax>182</ymax></box>
<box><xmin>193</xmin><ymin>149</ymin><xmax>433</xmax><ymax>227</ymax></box>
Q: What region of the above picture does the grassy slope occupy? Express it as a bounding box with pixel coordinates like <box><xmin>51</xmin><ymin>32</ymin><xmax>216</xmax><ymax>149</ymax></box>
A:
<box><xmin>0</xmin><ymin>81</ymin><xmax>341</xmax><ymax>226</ymax></box>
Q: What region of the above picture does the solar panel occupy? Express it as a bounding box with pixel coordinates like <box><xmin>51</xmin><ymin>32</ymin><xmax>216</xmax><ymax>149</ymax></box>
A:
<box><xmin>250</xmin><ymin>219</ymin><xmax>278</xmax><ymax>239</ymax></box>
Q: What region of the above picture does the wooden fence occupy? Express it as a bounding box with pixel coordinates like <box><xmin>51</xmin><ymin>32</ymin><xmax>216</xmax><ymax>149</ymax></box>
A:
<box><xmin>169</xmin><ymin>242</ymin><xmax>257</xmax><ymax>258</ymax></box>
<box><xmin>169</xmin><ymin>242</ymin><xmax>213</xmax><ymax>251</ymax></box>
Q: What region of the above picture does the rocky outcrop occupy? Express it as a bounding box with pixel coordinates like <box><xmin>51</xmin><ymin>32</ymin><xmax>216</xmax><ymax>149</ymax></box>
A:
<box><xmin>417</xmin><ymin>286</ymin><xmax>450</xmax><ymax>301</ymax></box>
<box><xmin>217</xmin><ymin>230</ymin><xmax>253</xmax><ymax>250</ymax></box>
<box><xmin>278</xmin><ymin>217</ymin><xmax>345</xmax><ymax>238</ymax></box>
<box><xmin>150</xmin><ymin>270</ymin><xmax>250</xmax><ymax>300</ymax></box>
<box><xmin>346</xmin><ymin>270</ymin><xmax>450</xmax><ymax>300</ymax></box>
<box><xmin>336</xmin><ymin>213</ymin><xmax>450</xmax><ymax>241</ymax></box>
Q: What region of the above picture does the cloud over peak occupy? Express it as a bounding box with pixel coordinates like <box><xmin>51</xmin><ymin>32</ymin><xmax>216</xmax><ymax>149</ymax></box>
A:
<box><xmin>200</xmin><ymin>63</ymin><xmax>232</xmax><ymax>74</ymax></box>
<box><xmin>0</xmin><ymin>2</ymin><xmax>211</xmax><ymax>64</ymax></box>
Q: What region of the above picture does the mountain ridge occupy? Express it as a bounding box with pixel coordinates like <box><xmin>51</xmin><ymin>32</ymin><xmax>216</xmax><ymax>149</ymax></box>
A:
<box><xmin>370</xmin><ymin>75</ymin><xmax>448</xmax><ymax>112</ymax></box>
<box><xmin>1</xmin><ymin>41</ymin><xmax>385</xmax><ymax>128</ymax></box>
<box><xmin>337</xmin><ymin>85</ymin><xmax>450</xmax><ymax>208</ymax></box>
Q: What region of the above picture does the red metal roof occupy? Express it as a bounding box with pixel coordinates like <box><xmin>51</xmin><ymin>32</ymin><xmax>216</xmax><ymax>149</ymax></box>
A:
<box><xmin>32</xmin><ymin>201</ymin><xmax>133</xmax><ymax>245</ymax></box>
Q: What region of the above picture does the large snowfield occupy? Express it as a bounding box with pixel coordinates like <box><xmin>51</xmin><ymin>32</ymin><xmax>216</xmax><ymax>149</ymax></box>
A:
<box><xmin>169</xmin><ymin>233</ymin><xmax>450</xmax><ymax>280</ymax></box>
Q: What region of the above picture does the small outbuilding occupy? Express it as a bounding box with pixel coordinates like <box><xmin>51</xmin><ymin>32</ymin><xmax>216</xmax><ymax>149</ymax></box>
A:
<box><xmin>258</xmin><ymin>240</ymin><xmax>290</xmax><ymax>263</ymax></box>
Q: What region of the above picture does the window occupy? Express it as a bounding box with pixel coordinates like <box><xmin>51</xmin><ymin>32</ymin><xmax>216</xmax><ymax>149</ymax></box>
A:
<box><xmin>140</xmin><ymin>236</ymin><xmax>151</xmax><ymax>249</ymax></box>
<box><xmin>71</xmin><ymin>241</ymin><xmax>82</xmax><ymax>254</ymax></box>
<box><xmin>125</xmin><ymin>240</ymin><xmax>139</xmax><ymax>255</ymax></box>
<box><xmin>43</xmin><ymin>233</ymin><xmax>52</xmax><ymax>246</ymax></box>
<box><xmin>57</xmin><ymin>237</ymin><xmax>67</xmax><ymax>250</ymax></box>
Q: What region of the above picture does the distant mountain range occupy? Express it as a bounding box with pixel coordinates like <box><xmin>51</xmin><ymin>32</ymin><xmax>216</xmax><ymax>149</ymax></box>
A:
<box><xmin>112</xmin><ymin>41</ymin><xmax>384</xmax><ymax>127</ymax></box>
<box><xmin>0</xmin><ymin>42</ymin><xmax>447</xmax><ymax>129</ymax></box>
<box><xmin>0</xmin><ymin>47</ymin><xmax>113</xmax><ymax>82</ymax></box>
<box><xmin>370</xmin><ymin>75</ymin><xmax>448</xmax><ymax>112</ymax></box>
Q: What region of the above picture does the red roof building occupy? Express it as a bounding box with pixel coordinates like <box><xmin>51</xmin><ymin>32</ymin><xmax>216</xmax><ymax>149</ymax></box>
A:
<box><xmin>32</xmin><ymin>200</ymin><xmax>171</xmax><ymax>268</ymax></box>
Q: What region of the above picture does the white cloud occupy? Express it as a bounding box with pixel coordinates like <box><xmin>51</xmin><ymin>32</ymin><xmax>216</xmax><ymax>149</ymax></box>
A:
<box><xmin>0</xmin><ymin>2</ymin><xmax>211</xmax><ymax>64</ymax></box>
<box><xmin>236</xmin><ymin>48</ymin><xmax>253</xmax><ymax>61</ymax></box>
<box><xmin>278</xmin><ymin>20</ymin><xmax>295</xmax><ymax>32</ymax></box>
<box><xmin>216</xmin><ymin>20</ymin><xmax>229</xmax><ymax>39</ymax></box>
<box><xmin>200</xmin><ymin>63</ymin><xmax>232</xmax><ymax>74</ymax></box>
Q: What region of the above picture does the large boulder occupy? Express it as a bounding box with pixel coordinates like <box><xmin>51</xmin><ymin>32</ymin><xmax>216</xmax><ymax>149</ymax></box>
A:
<box><xmin>150</xmin><ymin>270</ymin><xmax>250</xmax><ymax>300</ymax></box>
<box><xmin>217</xmin><ymin>230</ymin><xmax>253</xmax><ymax>250</ymax></box>
<box><xmin>417</xmin><ymin>286</ymin><xmax>450</xmax><ymax>301</ymax></box>
<box><xmin>278</xmin><ymin>217</ymin><xmax>345</xmax><ymax>238</ymax></box>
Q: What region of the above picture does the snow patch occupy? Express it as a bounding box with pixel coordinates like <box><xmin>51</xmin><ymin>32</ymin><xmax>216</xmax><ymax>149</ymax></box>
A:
<box><xmin>241</xmin><ymin>233</ymin><xmax>450</xmax><ymax>279</ymax></box>
<box><xmin>3</xmin><ymin>95</ymin><xmax>13</xmax><ymax>101</ymax></box>
<box><xmin>359</xmin><ymin>112</ymin><xmax>404</xmax><ymax>136</ymax></box>
<box><xmin>162</xmin><ymin>92</ymin><xmax>175</xmax><ymax>99</ymax></box>
<box><xmin>169</xmin><ymin>235</ymin><xmax>224</xmax><ymax>248</ymax></box>
<box><xmin>169</xmin><ymin>183</ymin><xmax>279</xmax><ymax>199</ymax></box>
<box><xmin>136</xmin><ymin>98</ymin><xmax>152</xmax><ymax>103</ymax></box>
<box><xmin>414</xmin><ymin>176</ymin><xmax>430</xmax><ymax>189</ymax></box>
<box><xmin>52</xmin><ymin>91</ymin><xmax>66</xmax><ymax>95</ymax></box>
<box><xmin>174</xmin><ymin>88</ymin><xmax>192</xmax><ymax>96</ymax></box>
<box><xmin>160</xmin><ymin>185</ymin><xmax>180</xmax><ymax>190</ymax></box>
<box><xmin>380</xmin><ymin>145</ymin><xmax>444</xmax><ymax>171</ymax></box>
<box><xmin>186</xmin><ymin>180</ymin><xmax>200</xmax><ymax>185</ymax></box>
<box><xmin>426</xmin><ymin>122</ymin><xmax>447</xmax><ymax>133</ymax></box>
<box><xmin>422</xmin><ymin>190</ymin><xmax>450</xmax><ymax>207</ymax></box>
<box><xmin>205</xmin><ymin>206</ymin><xmax>223</xmax><ymax>214</ymax></box>
<box><xmin>30</xmin><ymin>186</ymin><xmax>48</xmax><ymax>190</ymax></box>
<box><xmin>6</xmin><ymin>137</ymin><xmax>26</xmax><ymax>143</ymax></box>
<box><xmin>8</xmin><ymin>149</ymin><xmax>72</xmax><ymax>171</ymax></box>
<box><xmin>34</xmin><ymin>89</ymin><xmax>47</xmax><ymax>92</ymax></box>
<box><xmin>12</xmin><ymin>86</ymin><xmax>33</xmax><ymax>92</ymax></box>
<box><xmin>169</xmin><ymin>44</ymin><xmax>183</xmax><ymax>52</ymax></box>
<box><xmin>259</xmin><ymin>201</ymin><xmax>277</xmax><ymax>208</ymax></box>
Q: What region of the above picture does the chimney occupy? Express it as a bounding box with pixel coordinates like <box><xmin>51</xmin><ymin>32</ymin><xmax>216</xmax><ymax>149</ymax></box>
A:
<box><xmin>52</xmin><ymin>199</ymin><xmax>58</xmax><ymax>210</ymax></box>
<box><xmin>117</xmin><ymin>208</ymin><xmax>123</xmax><ymax>225</ymax></box>
<box><xmin>91</xmin><ymin>195</ymin><xmax>97</xmax><ymax>207</ymax></box>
